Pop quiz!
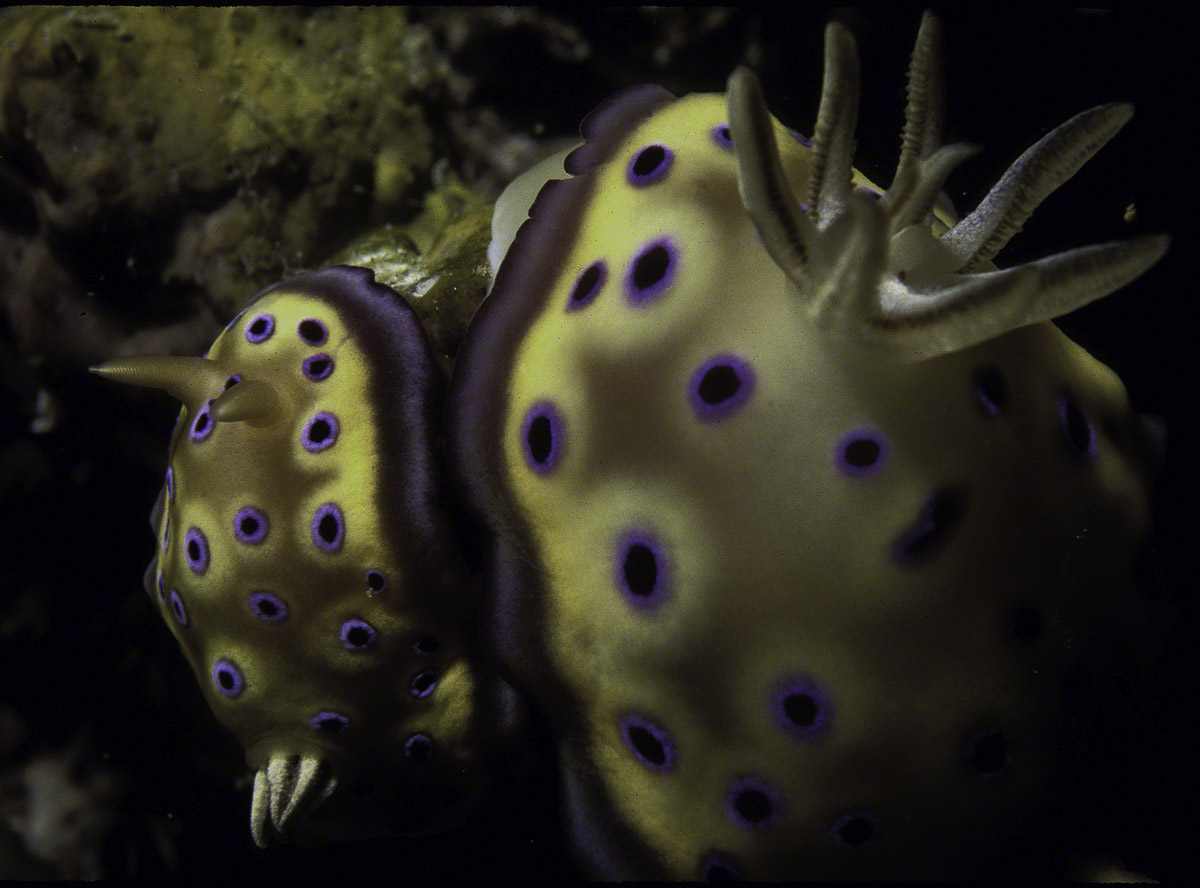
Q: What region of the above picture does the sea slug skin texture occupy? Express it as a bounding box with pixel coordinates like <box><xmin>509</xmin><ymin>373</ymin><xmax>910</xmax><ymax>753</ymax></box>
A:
<box><xmin>96</xmin><ymin>266</ymin><xmax>519</xmax><ymax>847</ymax></box>
<box><xmin>447</xmin><ymin>11</ymin><xmax>1167</xmax><ymax>881</ymax></box>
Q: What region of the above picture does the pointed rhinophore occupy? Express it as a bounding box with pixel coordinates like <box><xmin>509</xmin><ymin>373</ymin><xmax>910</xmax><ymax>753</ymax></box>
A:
<box><xmin>90</xmin><ymin>356</ymin><xmax>225</xmax><ymax>409</ymax></box>
<box><xmin>727</xmin><ymin>66</ymin><xmax>816</xmax><ymax>285</ymax></box>
<box><xmin>250</xmin><ymin>768</ymin><xmax>271</xmax><ymax>849</ymax></box>
<box><xmin>267</xmin><ymin>754</ymin><xmax>299</xmax><ymax>833</ymax></box>
<box><xmin>726</xmin><ymin>9</ymin><xmax>1168</xmax><ymax>361</ymax></box>
<box><xmin>212</xmin><ymin>380</ymin><xmax>283</xmax><ymax>426</ymax></box>
<box><xmin>277</xmin><ymin>756</ymin><xmax>336</xmax><ymax>834</ymax></box>
<box><xmin>807</xmin><ymin>22</ymin><xmax>860</xmax><ymax>216</ymax></box>
<box><xmin>249</xmin><ymin>753</ymin><xmax>337</xmax><ymax>846</ymax></box>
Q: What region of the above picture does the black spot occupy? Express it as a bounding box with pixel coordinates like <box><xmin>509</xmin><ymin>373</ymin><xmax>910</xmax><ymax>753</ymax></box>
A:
<box><xmin>318</xmin><ymin>513</ymin><xmax>339</xmax><ymax>544</ymax></box>
<box><xmin>701</xmin><ymin>856</ymin><xmax>737</xmax><ymax>882</ymax></box>
<box><xmin>783</xmin><ymin>693</ymin><xmax>818</xmax><ymax>728</ymax></box>
<box><xmin>527</xmin><ymin>415</ymin><xmax>552</xmax><ymax>464</ymax></box>
<box><xmin>316</xmin><ymin>716</ymin><xmax>345</xmax><ymax>733</ymax></box>
<box><xmin>414</xmin><ymin>637</ymin><xmax>440</xmax><ymax>655</ymax></box>
<box><xmin>217</xmin><ymin>669</ymin><xmax>234</xmax><ymax>691</ymax></box>
<box><xmin>733</xmin><ymin>789</ymin><xmax>772</xmax><ymax>824</ymax></box>
<box><xmin>892</xmin><ymin>485</ymin><xmax>968</xmax><ymax>564</ymax></box>
<box><xmin>835</xmin><ymin>816</ymin><xmax>875</xmax><ymax>847</ymax></box>
<box><xmin>718</xmin><ymin>125</ymin><xmax>731</xmax><ymax>143</ymax></box>
<box><xmin>971</xmin><ymin>365</ymin><xmax>1008</xmax><ymax>415</ymax></box>
<box><xmin>306</xmin><ymin>357</ymin><xmax>330</xmax><ymax>377</ymax></box>
<box><xmin>240</xmin><ymin>516</ymin><xmax>259</xmax><ymax>536</ymax></box>
<box><xmin>623</xmin><ymin>544</ymin><xmax>657</xmax><ymax>597</ymax></box>
<box><xmin>970</xmin><ymin>730</ymin><xmax>1009</xmax><ymax>773</ymax></box>
<box><xmin>843</xmin><ymin>438</ymin><xmax>880</xmax><ymax>468</ymax></box>
<box><xmin>698</xmin><ymin>364</ymin><xmax>741</xmax><ymax>405</ymax></box>
<box><xmin>627</xmin><ymin>725</ymin><xmax>666</xmax><ymax>767</ymax></box>
<box><xmin>346</xmin><ymin>626</ymin><xmax>370</xmax><ymax>647</ymax></box>
<box><xmin>224</xmin><ymin>376</ymin><xmax>239</xmax><ymax>390</ymax></box>
<box><xmin>256</xmin><ymin>598</ymin><xmax>277</xmax><ymax>617</ymax></box>
<box><xmin>411</xmin><ymin>672</ymin><xmax>437</xmax><ymax>697</ymax></box>
<box><xmin>298</xmin><ymin>319</ymin><xmax>324</xmax><ymax>343</ymax></box>
<box><xmin>195</xmin><ymin>413</ymin><xmax>209</xmax><ymax>433</ymax></box>
<box><xmin>632</xmin><ymin>144</ymin><xmax>666</xmax><ymax>176</ymax></box>
<box><xmin>308</xmin><ymin>418</ymin><xmax>332</xmax><ymax>444</ymax></box>
<box><xmin>405</xmin><ymin>735</ymin><xmax>432</xmax><ymax>762</ymax></box>
<box><xmin>571</xmin><ymin>264</ymin><xmax>601</xmax><ymax>302</ymax></box>
<box><xmin>1008</xmin><ymin>605</ymin><xmax>1042</xmax><ymax>645</ymax></box>
<box><xmin>366</xmin><ymin>570</ymin><xmax>386</xmax><ymax>592</ymax></box>
<box><xmin>187</xmin><ymin>540</ymin><xmax>200</xmax><ymax>561</ymax></box>
<box><xmin>632</xmin><ymin>244</ymin><xmax>670</xmax><ymax>290</ymax></box>
<box><xmin>249</xmin><ymin>318</ymin><xmax>268</xmax><ymax>336</ymax></box>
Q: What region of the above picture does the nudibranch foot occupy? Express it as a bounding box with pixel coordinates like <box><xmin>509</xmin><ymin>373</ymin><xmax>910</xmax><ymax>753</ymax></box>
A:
<box><xmin>725</xmin><ymin>10</ymin><xmax>1168</xmax><ymax>362</ymax></box>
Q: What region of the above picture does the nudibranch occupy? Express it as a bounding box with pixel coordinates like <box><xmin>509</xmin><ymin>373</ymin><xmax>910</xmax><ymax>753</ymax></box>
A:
<box><xmin>448</xmin><ymin>11</ymin><xmax>1168</xmax><ymax>881</ymax></box>
<box><xmin>92</xmin><ymin>266</ymin><xmax>519</xmax><ymax>847</ymax></box>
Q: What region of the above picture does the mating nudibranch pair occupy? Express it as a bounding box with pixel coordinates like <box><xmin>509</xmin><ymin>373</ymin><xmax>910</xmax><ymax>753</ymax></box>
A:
<box><xmin>94</xmin><ymin>12</ymin><xmax>1168</xmax><ymax>880</ymax></box>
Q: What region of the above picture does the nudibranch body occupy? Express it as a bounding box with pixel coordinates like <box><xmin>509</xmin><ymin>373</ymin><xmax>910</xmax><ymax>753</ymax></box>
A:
<box><xmin>97</xmin><ymin>266</ymin><xmax>517</xmax><ymax>846</ymax></box>
<box><xmin>449</xmin><ymin>13</ymin><xmax>1167</xmax><ymax>880</ymax></box>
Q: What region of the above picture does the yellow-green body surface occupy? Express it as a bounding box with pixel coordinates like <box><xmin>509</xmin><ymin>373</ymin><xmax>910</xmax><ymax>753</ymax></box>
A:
<box><xmin>147</xmin><ymin>266</ymin><xmax>516</xmax><ymax>844</ymax></box>
<box><xmin>448</xmin><ymin>69</ymin><xmax>1165</xmax><ymax>880</ymax></box>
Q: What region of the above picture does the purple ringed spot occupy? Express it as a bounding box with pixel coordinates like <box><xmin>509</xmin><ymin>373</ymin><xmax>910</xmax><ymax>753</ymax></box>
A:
<box><xmin>410</xmin><ymin>671</ymin><xmax>438</xmax><ymax>699</ymax></box>
<box><xmin>615</xmin><ymin>527</ymin><xmax>670</xmax><ymax>609</ymax></box>
<box><xmin>169</xmin><ymin>589</ymin><xmax>188</xmax><ymax>626</ymax></box>
<box><xmin>303</xmin><ymin>412</ymin><xmax>339</xmax><ymax>453</ymax></box>
<box><xmin>835</xmin><ymin>427</ymin><xmax>889</xmax><ymax>477</ymax></box>
<box><xmin>184</xmin><ymin>527</ymin><xmax>209</xmax><ymax>574</ymax></box>
<box><xmin>189</xmin><ymin>400</ymin><xmax>215</xmax><ymax>443</ymax></box>
<box><xmin>165</xmin><ymin>466</ymin><xmax>174</xmax><ymax>502</ymax></box>
<box><xmin>772</xmin><ymin>675</ymin><xmax>833</xmax><ymax>740</ymax></box>
<box><xmin>366</xmin><ymin>569</ymin><xmax>387</xmax><ymax>595</ymax></box>
<box><xmin>725</xmin><ymin>777</ymin><xmax>783</xmax><ymax>829</ymax></box>
<box><xmin>890</xmin><ymin>485</ymin><xmax>968</xmax><ymax>566</ymax></box>
<box><xmin>212</xmin><ymin>658</ymin><xmax>245</xmax><ymax>698</ymax></box>
<box><xmin>302</xmin><ymin>353</ymin><xmax>334</xmax><ymax>381</ymax></box>
<box><xmin>311</xmin><ymin>503</ymin><xmax>345</xmax><ymax>553</ymax></box>
<box><xmin>565</xmin><ymin>261</ymin><xmax>606</xmax><ymax>312</ymax></box>
<box><xmin>711</xmin><ymin>123</ymin><xmax>734</xmax><ymax>149</ymax></box>
<box><xmin>626</xmin><ymin>143</ymin><xmax>674</xmax><ymax>186</ymax></box>
<box><xmin>297</xmin><ymin>317</ymin><xmax>329</xmax><ymax>346</ymax></box>
<box><xmin>245</xmin><ymin>313</ymin><xmax>275</xmax><ymax>343</ymax></box>
<box><xmin>404</xmin><ymin>733</ymin><xmax>433</xmax><ymax>761</ymax></box>
<box><xmin>521</xmin><ymin>401</ymin><xmax>564</xmax><ymax>474</ymax></box>
<box><xmin>155</xmin><ymin>571</ymin><xmax>166</xmax><ymax>603</ymax></box>
<box><xmin>340</xmin><ymin>618</ymin><xmax>377</xmax><ymax>650</ymax></box>
<box><xmin>1058</xmin><ymin>389</ymin><xmax>1098</xmax><ymax>457</ymax></box>
<box><xmin>689</xmin><ymin>353</ymin><xmax>756</xmax><ymax>422</ymax></box>
<box><xmin>223</xmin><ymin>374</ymin><xmax>241</xmax><ymax>391</ymax></box>
<box><xmin>161</xmin><ymin>513</ymin><xmax>169</xmax><ymax>552</ymax></box>
<box><xmin>310</xmin><ymin>711</ymin><xmax>349</xmax><ymax>733</ymax></box>
<box><xmin>233</xmin><ymin>506</ymin><xmax>269</xmax><ymax>545</ymax></box>
<box><xmin>625</xmin><ymin>237</ymin><xmax>677</xmax><ymax>305</ymax></box>
<box><xmin>247</xmin><ymin>591</ymin><xmax>287</xmax><ymax>622</ymax></box>
<box><xmin>619</xmin><ymin>713</ymin><xmax>677</xmax><ymax>772</ymax></box>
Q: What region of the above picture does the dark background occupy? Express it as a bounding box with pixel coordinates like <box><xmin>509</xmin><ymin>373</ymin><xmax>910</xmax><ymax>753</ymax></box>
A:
<box><xmin>1</xmin><ymin>6</ymin><xmax>1194</xmax><ymax>880</ymax></box>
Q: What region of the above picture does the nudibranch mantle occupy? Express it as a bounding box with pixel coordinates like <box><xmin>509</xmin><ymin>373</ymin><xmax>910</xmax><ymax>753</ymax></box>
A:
<box><xmin>98</xmin><ymin>266</ymin><xmax>518</xmax><ymax>847</ymax></box>
<box><xmin>448</xmin><ymin>12</ymin><xmax>1167</xmax><ymax>881</ymax></box>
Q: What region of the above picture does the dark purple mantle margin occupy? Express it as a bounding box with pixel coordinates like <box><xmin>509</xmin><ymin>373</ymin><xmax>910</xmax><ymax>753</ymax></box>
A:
<box><xmin>445</xmin><ymin>83</ymin><xmax>676</xmax><ymax>880</ymax></box>
<box><xmin>265</xmin><ymin>266</ymin><xmax>465</xmax><ymax>592</ymax></box>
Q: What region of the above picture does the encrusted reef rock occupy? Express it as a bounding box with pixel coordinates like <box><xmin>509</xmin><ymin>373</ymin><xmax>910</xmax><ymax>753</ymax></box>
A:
<box><xmin>0</xmin><ymin>6</ymin><xmax>449</xmax><ymax>366</ymax></box>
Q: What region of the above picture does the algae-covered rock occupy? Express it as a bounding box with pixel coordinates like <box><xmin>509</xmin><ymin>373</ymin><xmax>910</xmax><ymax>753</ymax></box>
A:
<box><xmin>0</xmin><ymin>6</ymin><xmax>446</xmax><ymax>363</ymax></box>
